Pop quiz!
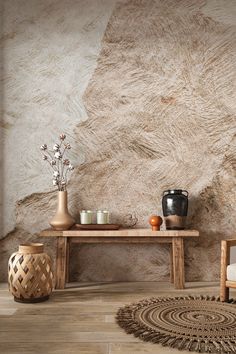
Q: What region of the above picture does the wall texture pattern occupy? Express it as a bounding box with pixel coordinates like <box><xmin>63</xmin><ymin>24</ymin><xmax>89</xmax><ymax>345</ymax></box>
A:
<box><xmin>1</xmin><ymin>0</ymin><xmax>236</xmax><ymax>282</ymax></box>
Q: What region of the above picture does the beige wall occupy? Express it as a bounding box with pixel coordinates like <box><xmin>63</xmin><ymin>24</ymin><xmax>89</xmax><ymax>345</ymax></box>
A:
<box><xmin>1</xmin><ymin>0</ymin><xmax>236</xmax><ymax>281</ymax></box>
<box><xmin>1</xmin><ymin>0</ymin><xmax>115</xmax><ymax>238</ymax></box>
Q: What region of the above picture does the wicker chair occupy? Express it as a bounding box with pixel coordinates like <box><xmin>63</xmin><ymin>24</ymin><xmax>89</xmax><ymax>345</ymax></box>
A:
<box><xmin>220</xmin><ymin>239</ymin><xmax>236</xmax><ymax>302</ymax></box>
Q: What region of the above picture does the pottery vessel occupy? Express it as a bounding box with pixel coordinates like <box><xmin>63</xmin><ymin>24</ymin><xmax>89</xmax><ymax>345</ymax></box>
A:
<box><xmin>162</xmin><ymin>189</ymin><xmax>188</xmax><ymax>230</ymax></box>
<box><xmin>50</xmin><ymin>191</ymin><xmax>75</xmax><ymax>230</ymax></box>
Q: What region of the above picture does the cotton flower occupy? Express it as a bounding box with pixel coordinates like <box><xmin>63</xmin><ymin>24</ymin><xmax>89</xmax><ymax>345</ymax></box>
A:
<box><xmin>60</xmin><ymin>133</ymin><xmax>66</xmax><ymax>140</ymax></box>
<box><xmin>68</xmin><ymin>164</ymin><xmax>74</xmax><ymax>171</ymax></box>
<box><xmin>53</xmin><ymin>143</ymin><xmax>60</xmax><ymax>151</ymax></box>
<box><xmin>40</xmin><ymin>144</ymin><xmax>47</xmax><ymax>150</ymax></box>
<box><xmin>54</xmin><ymin>151</ymin><xmax>62</xmax><ymax>159</ymax></box>
<box><xmin>41</xmin><ymin>135</ymin><xmax>74</xmax><ymax>191</ymax></box>
<box><xmin>63</xmin><ymin>159</ymin><xmax>70</xmax><ymax>165</ymax></box>
<box><xmin>52</xmin><ymin>179</ymin><xmax>58</xmax><ymax>186</ymax></box>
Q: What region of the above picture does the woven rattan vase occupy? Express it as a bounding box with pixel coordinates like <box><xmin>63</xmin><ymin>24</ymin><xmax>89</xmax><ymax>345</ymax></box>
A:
<box><xmin>8</xmin><ymin>243</ymin><xmax>54</xmax><ymax>303</ymax></box>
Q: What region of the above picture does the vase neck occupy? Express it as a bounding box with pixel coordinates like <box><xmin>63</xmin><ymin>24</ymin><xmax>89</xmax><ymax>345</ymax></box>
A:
<box><xmin>57</xmin><ymin>191</ymin><xmax>68</xmax><ymax>212</ymax></box>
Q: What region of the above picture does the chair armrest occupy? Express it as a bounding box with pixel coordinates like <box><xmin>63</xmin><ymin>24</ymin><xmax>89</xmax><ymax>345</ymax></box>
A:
<box><xmin>221</xmin><ymin>239</ymin><xmax>236</xmax><ymax>272</ymax></box>
<box><xmin>223</xmin><ymin>239</ymin><xmax>236</xmax><ymax>247</ymax></box>
<box><xmin>220</xmin><ymin>239</ymin><xmax>236</xmax><ymax>301</ymax></box>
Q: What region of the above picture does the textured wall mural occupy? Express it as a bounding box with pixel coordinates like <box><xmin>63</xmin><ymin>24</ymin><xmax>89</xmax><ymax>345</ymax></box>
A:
<box><xmin>0</xmin><ymin>0</ymin><xmax>116</xmax><ymax>278</ymax></box>
<box><xmin>1</xmin><ymin>0</ymin><xmax>236</xmax><ymax>282</ymax></box>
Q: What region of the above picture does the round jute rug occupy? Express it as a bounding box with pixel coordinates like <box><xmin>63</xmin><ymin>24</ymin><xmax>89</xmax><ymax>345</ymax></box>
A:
<box><xmin>116</xmin><ymin>295</ymin><xmax>236</xmax><ymax>353</ymax></box>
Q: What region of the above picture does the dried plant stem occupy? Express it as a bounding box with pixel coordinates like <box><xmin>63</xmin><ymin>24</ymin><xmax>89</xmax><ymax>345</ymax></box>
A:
<box><xmin>46</xmin><ymin>150</ymin><xmax>54</xmax><ymax>161</ymax></box>
<box><xmin>45</xmin><ymin>159</ymin><xmax>56</xmax><ymax>171</ymax></box>
<box><xmin>64</xmin><ymin>168</ymin><xmax>69</xmax><ymax>185</ymax></box>
<box><xmin>40</xmin><ymin>135</ymin><xmax>74</xmax><ymax>192</ymax></box>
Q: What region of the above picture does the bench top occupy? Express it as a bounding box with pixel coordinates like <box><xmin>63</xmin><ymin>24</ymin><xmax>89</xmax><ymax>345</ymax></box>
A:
<box><xmin>39</xmin><ymin>228</ymin><xmax>199</xmax><ymax>238</ymax></box>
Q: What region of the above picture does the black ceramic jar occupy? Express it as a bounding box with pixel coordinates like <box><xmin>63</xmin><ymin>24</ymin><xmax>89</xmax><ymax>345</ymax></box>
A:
<box><xmin>162</xmin><ymin>189</ymin><xmax>188</xmax><ymax>230</ymax></box>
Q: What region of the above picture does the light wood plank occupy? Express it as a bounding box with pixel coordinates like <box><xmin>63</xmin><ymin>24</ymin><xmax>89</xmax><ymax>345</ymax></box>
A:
<box><xmin>0</xmin><ymin>331</ymin><xmax>140</xmax><ymax>343</ymax></box>
<box><xmin>56</xmin><ymin>237</ymin><xmax>68</xmax><ymax>289</ymax></box>
<box><xmin>220</xmin><ymin>240</ymin><xmax>230</xmax><ymax>301</ymax></box>
<box><xmin>225</xmin><ymin>281</ymin><xmax>236</xmax><ymax>288</ymax></box>
<box><xmin>0</xmin><ymin>343</ymin><xmax>108</xmax><ymax>354</ymax></box>
<box><xmin>0</xmin><ymin>308</ymin><xmax>17</xmax><ymax>316</ymax></box>
<box><xmin>40</xmin><ymin>228</ymin><xmax>199</xmax><ymax>238</ymax></box>
<box><xmin>69</xmin><ymin>237</ymin><xmax>173</xmax><ymax>244</ymax></box>
<box><xmin>66</xmin><ymin>238</ymin><xmax>70</xmax><ymax>282</ymax></box>
<box><xmin>169</xmin><ymin>244</ymin><xmax>174</xmax><ymax>283</ymax></box>
<box><xmin>110</xmin><ymin>342</ymin><xmax>191</xmax><ymax>354</ymax></box>
<box><xmin>0</xmin><ymin>321</ymin><xmax>120</xmax><ymax>332</ymax></box>
<box><xmin>0</xmin><ymin>313</ymin><xmax>106</xmax><ymax>322</ymax></box>
<box><xmin>172</xmin><ymin>237</ymin><xmax>185</xmax><ymax>289</ymax></box>
<box><xmin>223</xmin><ymin>239</ymin><xmax>236</xmax><ymax>247</ymax></box>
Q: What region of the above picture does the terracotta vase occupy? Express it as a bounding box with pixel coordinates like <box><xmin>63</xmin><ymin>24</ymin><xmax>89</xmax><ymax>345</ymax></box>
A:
<box><xmin>50</xmin><ymin>191</ymin><xmax>75</xmax><ymax>230</ymax></box>
<box><xmin>8</xmin><ymin>243</ymin><xmax>53</xmax><ymax>303</ymax></box>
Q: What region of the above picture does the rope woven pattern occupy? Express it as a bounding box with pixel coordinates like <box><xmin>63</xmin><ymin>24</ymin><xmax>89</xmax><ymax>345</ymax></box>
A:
<box><xmin>116</xmin><ymin>296</ymin><xmax>236</xmax><ymax>353</ymax></box>
<box><xmin>8</xmin><ymin>251</ymin><xmax>53</xmax><ymax>301</ymax></box>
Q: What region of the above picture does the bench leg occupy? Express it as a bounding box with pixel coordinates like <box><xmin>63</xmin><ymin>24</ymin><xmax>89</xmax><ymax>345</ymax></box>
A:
<box><xmin>173</xmin><ymin>237</ymin><xmax>185</xmax><ymax>289</ymax></box>
<box><xmin>170</xmin><ymin>244</ymin><xmax>174</xmax><ymax>283</ymax></box>
<box><xmin>66</xmin><ymin>238</ymin><xmax>70</xmax><ymax>283</ymax></box>
<box><xmin>56</xmin><ymin>237</ymin><xmax>68</xmax><ymax>289</ymax></box>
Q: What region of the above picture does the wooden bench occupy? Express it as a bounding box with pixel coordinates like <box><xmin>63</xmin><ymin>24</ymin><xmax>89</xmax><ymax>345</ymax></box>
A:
<box><xmin>40</xmin><ymin>228</ymin><xmax>199</xmax><ymax>290</ymax></box>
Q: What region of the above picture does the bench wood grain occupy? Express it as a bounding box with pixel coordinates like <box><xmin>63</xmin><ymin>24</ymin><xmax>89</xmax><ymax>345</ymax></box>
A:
<box><xmin>40</xmin><ymin>228</ymin><xmax>199</xmax><ymax>290</ymax></box>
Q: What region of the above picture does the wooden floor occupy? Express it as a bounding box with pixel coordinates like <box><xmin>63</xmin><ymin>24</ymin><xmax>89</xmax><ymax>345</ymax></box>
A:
<box><xmin>0</xmin><ymin>281</ymin><xmax>235</xmax><ymax>354</ymax></box>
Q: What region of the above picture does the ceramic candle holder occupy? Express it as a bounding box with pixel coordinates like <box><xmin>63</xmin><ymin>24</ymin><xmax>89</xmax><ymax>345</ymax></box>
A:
<box><xmin>80</xmin><ymin>210</ymin><xmax>93</xmax><ymax>224</ymax></box>
<box><xmin>97</xmin><ymin>210</ymin><xmax>109</xmax><ymax>224</ymax></box>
